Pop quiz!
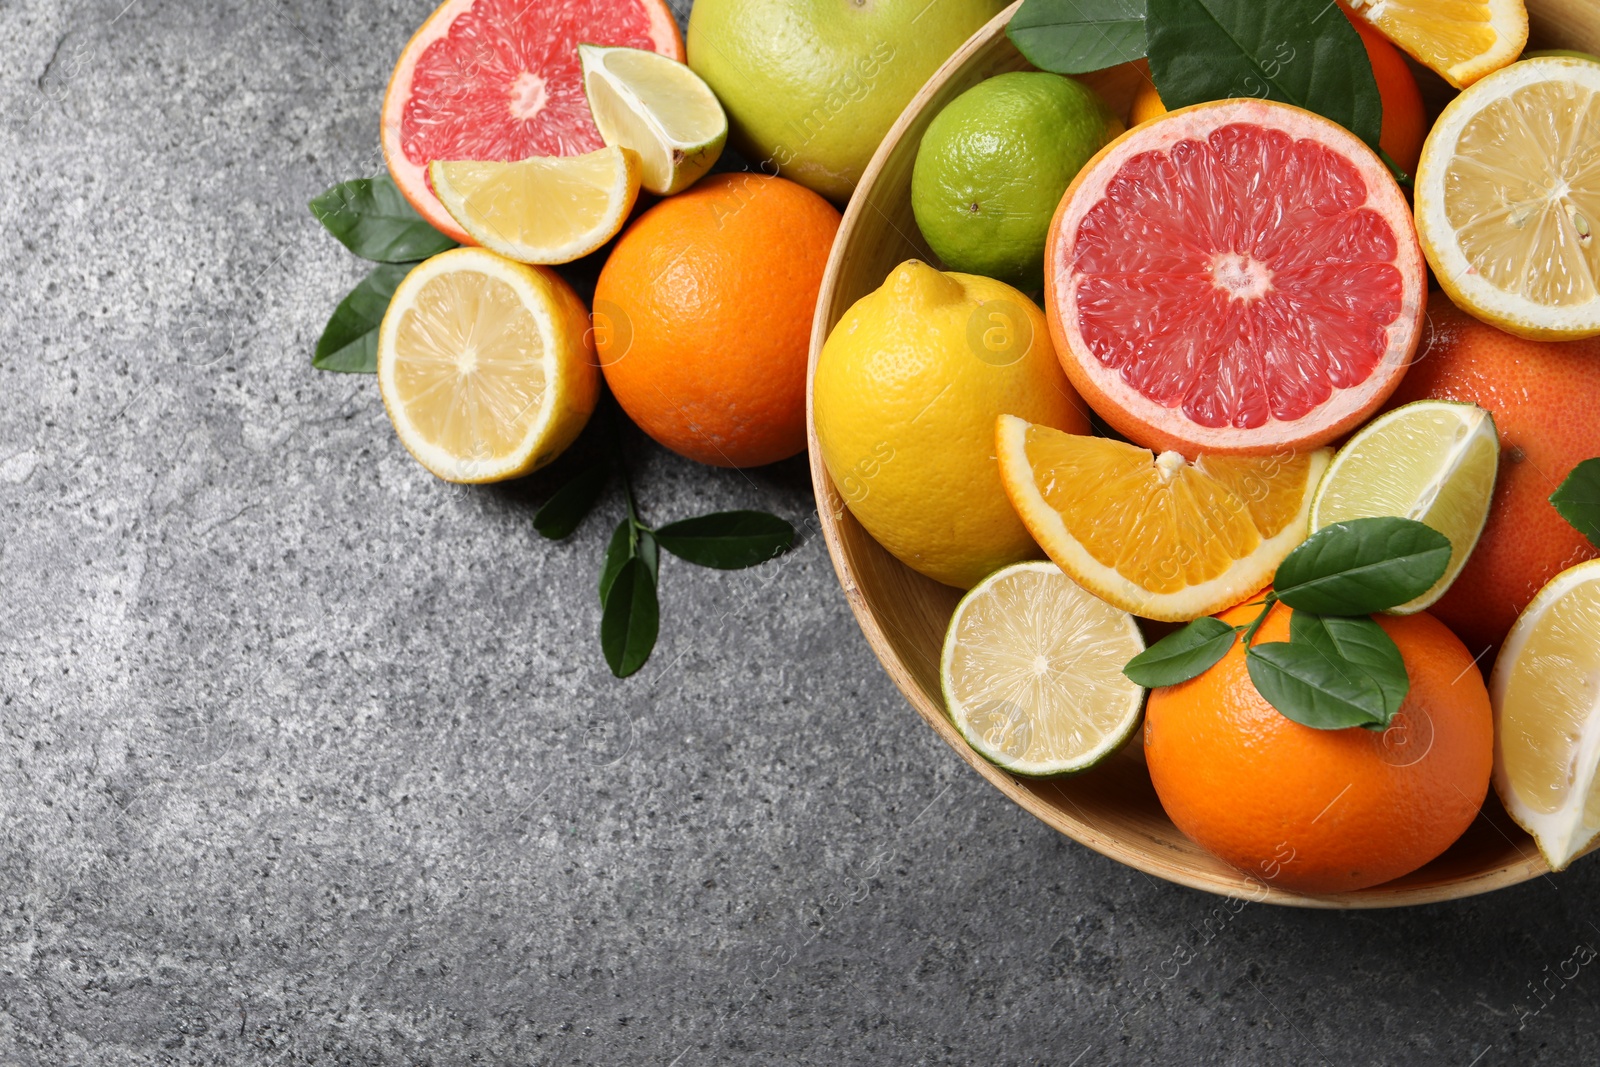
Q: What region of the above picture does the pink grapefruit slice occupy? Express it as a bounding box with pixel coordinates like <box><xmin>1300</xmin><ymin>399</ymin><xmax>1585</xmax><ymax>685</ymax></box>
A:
<box><xmin>381</xmin><ymin>0</ymin><xmax>683</xmax><ymax>244</ymax></box>
<box><xmin>1044</xmin><ymin>99</ymin><xmax>1426</xmax><ymax>457</ymax></box>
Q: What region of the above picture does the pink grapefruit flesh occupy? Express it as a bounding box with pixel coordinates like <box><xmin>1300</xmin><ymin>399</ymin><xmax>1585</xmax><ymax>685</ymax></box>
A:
<box><xmin>1044</xmin><ymin>99</ymin><xmax>1426</xmax><ymax>457</ymax></box>
<box><xmin>381</xmin><ymin>0</ymin><xmax>684</xmax><ymax>244</ymax></box>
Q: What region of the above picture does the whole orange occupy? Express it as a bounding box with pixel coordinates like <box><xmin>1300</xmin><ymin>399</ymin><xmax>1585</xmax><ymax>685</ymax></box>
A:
<box><xmin>1145</xmin><ymin>599</ymin><xmax>1492</xmax><ymax>895</ymax></box>
<box><xmin>1388</xmin><ymin>291</ymin><xmax>1600</xmax><ymax>654</ymax></box>
<box><xmin>1341</xmin><ymin>1</ymin><xmax>1426</xmax><ymax>176</ymax></box>
<box><xmin>594</xmin><ymin>173</ymin><xmax>841</xmax><ymax>468</ymax></box>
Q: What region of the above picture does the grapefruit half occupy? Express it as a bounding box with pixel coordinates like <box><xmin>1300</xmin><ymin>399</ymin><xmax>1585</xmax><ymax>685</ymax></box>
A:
<box><xmin>381</xmin><ymin>0</ymin><xmax>683</xmax><ymax>245</ymax></box>
<box><xmin>1045</xmin><ymin>99</ymin><xmax>1426</xmax><ymax>458</ymax></box>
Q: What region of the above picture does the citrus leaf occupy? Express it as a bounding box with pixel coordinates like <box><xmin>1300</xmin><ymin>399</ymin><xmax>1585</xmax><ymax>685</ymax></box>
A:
<box><xmin>599</xmin><ymin>521</ymin><xmax>658</xmax><ymax>605</ymax></box>
<box><xmin>1007</xmin><ymin>0</ymin><xmax>1148</xmax><ymax>75</ymax></box>
<box><xmin>1551</xmin><ymin>458</ymin><xmax>1600</xmax><ymax>549</ymax></box>
<box><xmin>309</xmin><ymin>174</ymin><xmax>458</xmax><ymax>263</ymax></box>
<box><xmin>655</xmin><ymin>511</ymin><xmax>794</xmax><ymax>570</ymax></box>
<box><xmin>601</xmin><ymin>556</ymin><xmax>658</xmax><ymax>678</ymax></box>
<box><xmin>534</xmin><ymin>462</ymin><xmax>610</xmax><ymax>540</ymax></box>
<box><xmin>312</xmin><ymin>262</ymin><xmax>413</xmax><ymax>373</ymax></box>
<box><xmin>1122</xmin><ymin>616</ymin><xmax>1236</xmax><ymax>687</ymax></box>
<box><xmin>1245</xmin><ymin>640</ymin><xmax>1388</xmax><ymax>730</ymax></box>
<box><xmin>1289</xmin><ymin>612</ymin><xmax>1408</xmax><ymax>721</ymax></box>
<box><xmin>1273</xmin><ymin>517</ymin><xmax>1452</xmax><ymax>616</ymax></box>
<box><xmin>1146</xmin><ymin>0</ymin><xmax>1382</xmax><ymax>150</ymax></box>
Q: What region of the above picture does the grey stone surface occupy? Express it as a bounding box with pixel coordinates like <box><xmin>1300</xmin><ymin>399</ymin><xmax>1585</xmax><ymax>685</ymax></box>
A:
<box><xmin>2</xmin><ymin>0</ymin><xmax>1599</xmax><ymax>1063</ymax></box>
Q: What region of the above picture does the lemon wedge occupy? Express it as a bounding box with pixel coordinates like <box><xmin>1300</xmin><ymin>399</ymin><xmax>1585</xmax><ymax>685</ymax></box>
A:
<box><xmin>996</xmin><ymin>416</ymin><xmax>1329</xmax><ymax>622</ymax></box>
<box><xmin>941</xmin><ymin>561</ymin><xmax>1146</xmax><ymax>777</ymax></box>
<box><xmin>430</xmin><ymin>146</ymin><xmax>641</xmax><ymax>265</ymax></box>
<box><xmin>1415</xmin><ymin>57</ymin><xmax>1600</xmax><ymax>340</ymax></box>
<box><xmin>377</xmin><ymin>248</ymin><xmax>599</xmax><ymax>483</ymax></box>
<box><xmin>1346</xmin><ymin>0</ymin><xmax>1527</xmax><ymax>89</ymax></box>
<box><xmin>1310</xmin><ymin>400</ymin><xmax>1499</xmax><ymax>613</ymax></box>
<box><xmin>580</xmin><ymin>43</ymin><xmax>727</xmax><ymax>196</ymax></box>
<box><xmin>1492</xmin><ymin>560</ymin><xmax>1600</xmax><ymax>870</ymax></box>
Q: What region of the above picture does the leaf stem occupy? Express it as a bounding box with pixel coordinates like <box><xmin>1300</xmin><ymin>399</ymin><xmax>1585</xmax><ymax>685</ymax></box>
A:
<box><xmin>1378</xmin><ymin>148</ymin><xmax>1413</xmax><ymax>189</ymax></box>
<box><xmin>1237</xmin><ymin>593</ymin><xmax>1278</xmax><ymax>648</ymax></box>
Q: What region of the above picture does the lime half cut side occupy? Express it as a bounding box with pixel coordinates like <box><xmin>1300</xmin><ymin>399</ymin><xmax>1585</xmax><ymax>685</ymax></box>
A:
<box><xmin>1310</xmin><ymin>399</ymin><xmax>1499</xmax><ymax>614</ymax></box>
<box><xmin>940</xmin><ymin>561</ymin><xmax>1146</xmax><ymax>777</ymax></box>
<box><xmin>1492</xmin><ymin>560</ymin><xmax>1600</xmax><ymax>871</ymax></box>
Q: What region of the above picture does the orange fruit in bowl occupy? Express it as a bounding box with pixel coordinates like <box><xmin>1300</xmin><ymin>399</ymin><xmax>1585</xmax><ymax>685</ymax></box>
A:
<box><xmin>594</xmin><ymin>173</ymin><xmax>841</xmax><ymax>469</ymax></box>
<box><xmin>1045</xmin><ymin>98</ymin><xmax>1426</xmax><ymax>458</ymax></box>
<box><xmin>1145</xmin><ymin>598</ymin><xmax>1493</xmax><ymax>895</ymax></box>
<box><xmin>1128</xmin><ymin>5</ymin><xmax>1426</xmax><ymax>175</ymax></box>
<box><xmin>1386</xmin><ymin>291</ymin><xmax>1600</xmax><ymax>654</ymax></box>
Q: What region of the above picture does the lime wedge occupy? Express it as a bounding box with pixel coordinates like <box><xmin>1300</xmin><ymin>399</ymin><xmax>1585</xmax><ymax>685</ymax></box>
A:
<box><xmin>1310</xmin><ymin>399</ymin><xmax>1499</xmax><ymax>613</ymax></box>
<box><xmin>580</xmin><ymin>43</ymin><xmax>727</xmax><ymax>196</ymax></box>
<box><xmin>430</xmin><ymin>146</ymin><xmax>641</xmax><ymax>266</ymax></box>
<box><xmin>1492</xmin><ymin>560</ymin><xmax>1600</xmax><ymax>870</ymax></box>
<box><xmin>941</xmin><ymin>561</ymin><xmax>1146</xmax><ymax>777</ymax></box>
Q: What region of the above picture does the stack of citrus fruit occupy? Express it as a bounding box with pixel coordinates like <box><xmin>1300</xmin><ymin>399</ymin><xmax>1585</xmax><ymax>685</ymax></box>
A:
<box><xmin>816</xmin><ymin>2</ymin><xmax>1600</xmax><ymax>893</ymax></box>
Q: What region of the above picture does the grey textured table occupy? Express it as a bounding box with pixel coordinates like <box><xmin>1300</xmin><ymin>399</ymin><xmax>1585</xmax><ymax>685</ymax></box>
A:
<box><xmin>4</xmin><ymin>1</ymin><xmax>1599</xmax><ymax>1063</ymax></box>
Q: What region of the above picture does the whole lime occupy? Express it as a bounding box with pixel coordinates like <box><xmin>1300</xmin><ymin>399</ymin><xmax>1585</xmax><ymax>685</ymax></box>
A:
<box><xmin>911</xmin><ymin>72</ymin><xmax>1121</xmax><ymax>290</ymax></box>
<box><xmin>686</xmin><ymin>0</ymin><xmax>1009</xmax><ymax>203</ymax></box>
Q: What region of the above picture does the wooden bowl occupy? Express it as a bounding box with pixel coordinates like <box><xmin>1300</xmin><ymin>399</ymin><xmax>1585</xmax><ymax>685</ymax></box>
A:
<box><xmin>803</xmin><ymin>1</ymin><xmax>1591</xmax><ymax>906</ymax></box>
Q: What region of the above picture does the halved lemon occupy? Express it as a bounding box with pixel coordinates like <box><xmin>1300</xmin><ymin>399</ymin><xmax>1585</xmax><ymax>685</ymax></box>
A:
<box><xmin>941</xmin><ymin>561</ymin><xmax>1146</xmax><ymax>777</ymax></box>
<box><xmin>1310</xmin><ymin>400</ymin><xmax>1499</xmax><ymax>614</ymax></box>
<box><xmin>1491</xmin><ymin>560</ymin><xmax>1600</xmax><ymax>870</ymax></box>
<box><xmin>580</xmin><ymin>43</ymin><xmax>727</xmax><ymax>196</ymax></box>
<box><xmin>430</xmin><ymin>145</ymin><xmax>641</xmax><ymax>265</ymax></box>
<box><xmin>377</xmin><ymin>248</ymin><xmax>599</xmax><ymax>484</ymax></box>
<box><xmin>996</xmin><ymin>416</ymin><xmax>1330</xmax><ymax>622</ymax></box>
<box><xmin>1415</xmin><ymin>57</ymin><xmax>1600</xmax><ymax>340</ymax></box>
<box><xmin>1345</xmin><ymin>0</ymin><xmax>1527</xmax><ymax>89</ymax></box>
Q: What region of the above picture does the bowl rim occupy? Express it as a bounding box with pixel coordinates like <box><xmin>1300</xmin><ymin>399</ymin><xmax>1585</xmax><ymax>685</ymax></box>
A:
<box><xmin>803</xmin><ymin>0</ymin><xmax>1553</xmax><ymax>908</ymax></box>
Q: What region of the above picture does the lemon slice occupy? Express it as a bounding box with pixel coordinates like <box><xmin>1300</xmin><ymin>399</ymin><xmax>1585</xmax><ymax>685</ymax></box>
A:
<box><xmin>1415</xmin><ymin>57</ymin><xmax>1600</xmax><ymax>340</ymax></box>
<box><xmin>1346</xmin><ymin>0</ymin><xmax>1527</xmax><ymax>89</ymax></box>
<box><xmin>580</xmin><ymin>43</ymin><xmax>727</xmax><ymax>196</ymax></box>
<box><xmin>1310</xmin><ymin>400</ymin><xmax>1499</xmax><ymax>614</ymax></box>
<box><xmin>377</xmin><ymin>248</ymin><xmax>599</xmax><ymax>483</ymax></box>
<box><xmin>996</xmin><ymin>415</ymin><xmax>1330</xmax><ymax>622</ymax></box>
<box><xmin>429</xmin><ymin>146</ymin><xmax>641</xmax><ymax>265</ymax></box>
<box><xmin>941</xmin><ymin>561</ymin><xmax>1146</xmax><ymax>777</ymax></box>
<box><xmin>1492</xmin><ymin>560</ymin><xmax>1600</xmax><ymax>870</ymax></box>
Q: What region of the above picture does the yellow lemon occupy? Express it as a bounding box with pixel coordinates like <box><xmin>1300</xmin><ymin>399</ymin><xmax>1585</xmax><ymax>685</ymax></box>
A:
<box><xmin>813</xmin><ymin>260</ymin><xmax>1089</xmax><ymax>589</ymax></box>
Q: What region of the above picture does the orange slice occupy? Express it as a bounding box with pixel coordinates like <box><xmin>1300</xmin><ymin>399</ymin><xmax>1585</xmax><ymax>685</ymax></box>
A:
<box><xmin>996</xmin><ymin>416</ymin><xmax>1330</xmax><ymax>622</ymax></box>
<box><xmin>1345</xmin><ymin>0</ymin><xmax>1527</xmax><ymax>89</ymax></box>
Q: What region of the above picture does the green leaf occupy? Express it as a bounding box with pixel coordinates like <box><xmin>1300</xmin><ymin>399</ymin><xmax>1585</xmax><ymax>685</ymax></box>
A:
<box><xmin>1122</xmin><ymin>616</ymin><xmax>1236</xmax><ymax>687</ymax></box>
<box><xmin>534</xmin><ymin>462</ymin><xmax>610</xmax><ymax>540</ymax></box>
<box><xmin>1273</xmin><ymin>517</ymin><xmax>1452</xmax><ymax>616</ymax></box>
<box><xmin>1146</xmin><ymin>0</ymin><xmax>1382</xmax><ymax>150</ymax></box>
<box><xmin>601</xmin><ymin>555</ymin><xmax>659</xmax><ymax>678</ymax></box>
<box><xmin>1007</xmin><ymin>0</ymin><xmax>1148</xmax><ymax>75</ymax></box>
<box><xmin>1551</xmin><ymin>458</ymin><xmax>1600</xmax><ymax>549</ymax></box>
<box><xmin>1289</xmin><ymin>612</ymin><xmax>1408</xmax><ymax>721</ymax></box>
<box><xmin>655</xmin><ymin>511</ymin><xmax>794</xmax><ymax>570</ymax></box>
<box><xmin>312</xmin><ymin>262</ymin><xmax>414</xmax><ymax>373</ymax></box>
<box><xmin>1246</xmin><ymin>640</ymin><xmax>1388</xmax><ymax>730</ymax></box>
<box><xmin>309</xmin><ymin>174</ymin><xmax>457</xmax><ymax>263</ymax></box>
<box><xmin>599</xmin><ymin>520</ymin><xmax>658</xmax><ymax>605</ymax></box>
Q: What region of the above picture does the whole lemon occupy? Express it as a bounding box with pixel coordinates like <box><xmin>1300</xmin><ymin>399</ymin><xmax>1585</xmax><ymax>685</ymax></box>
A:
<box><xmin>686</xmin><ymin>0</ymin><xmax>1010</xmax><ymax>203</ymax></box>
<box><xmin>814</xmin><ymin>261</ymin><xmax>1090</xmax><ymax>588</ymax></box>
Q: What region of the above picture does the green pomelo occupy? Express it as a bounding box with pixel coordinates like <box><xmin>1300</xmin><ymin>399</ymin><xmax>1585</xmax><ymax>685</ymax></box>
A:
<box><xmin>686</xmin><ymin>0</ymin><xmax>1010</xmax><ymax>203</ymax></box>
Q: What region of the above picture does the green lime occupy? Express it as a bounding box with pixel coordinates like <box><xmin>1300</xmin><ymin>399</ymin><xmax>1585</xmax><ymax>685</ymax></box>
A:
<box><xmin>911</xmin><ymin>72</ymin><xmax>1122</xmax><ymax>291</ymax></box>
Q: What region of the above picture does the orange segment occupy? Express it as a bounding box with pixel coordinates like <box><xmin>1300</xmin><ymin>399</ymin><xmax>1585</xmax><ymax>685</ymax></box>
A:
<box><xmin>1345</xmin><ymin>0</ymin><xmax>1527</xmax><ymax>89</ymax></box>
<box><xmin>996</xmin><ymin>416</ymin><xmax>1329</xmax><ymax>621</ymax></box>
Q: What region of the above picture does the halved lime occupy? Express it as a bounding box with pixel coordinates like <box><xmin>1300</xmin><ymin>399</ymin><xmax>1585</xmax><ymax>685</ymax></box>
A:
<box><xmin>940</xmin><ymin>561</ymin><xmax>1146</xmax><ymax>777</ymax></box>
<box><xmin>580</xmin><ymin>43</ymin><xmax>727</xmax><ymax>196</ymax></box>
<box><xmin>1310</xmin><ymin>399</ymin><xmax>1498</xmax><ymax>613</ymax></box>
<box><xmin>1492</xmin><ymin>560</ymin><xmax>1600</xmax><ymax>870</ymax></box>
